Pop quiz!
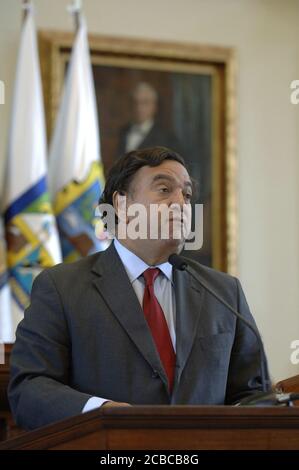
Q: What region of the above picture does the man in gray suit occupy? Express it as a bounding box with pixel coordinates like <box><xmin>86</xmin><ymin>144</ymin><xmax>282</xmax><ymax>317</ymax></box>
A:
<box><xmin>8</xmin><ymin>146</ymin><xmax>268</xmax><ymax>430</ymax></box>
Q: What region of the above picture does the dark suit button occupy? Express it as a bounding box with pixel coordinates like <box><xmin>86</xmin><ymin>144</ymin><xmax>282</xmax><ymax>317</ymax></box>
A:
<box><xmin>152</xmin><ymin>370</ymin><xmax>159</xmax><ymax>378</ymax></box>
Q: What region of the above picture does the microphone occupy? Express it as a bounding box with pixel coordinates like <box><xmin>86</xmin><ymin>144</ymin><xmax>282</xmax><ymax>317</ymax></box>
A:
<box><xmin>234</xmin><ymin>391</ymin><xmax>299</xmax><ymax>407</ymax></box>
<box><xmin>168</xmin><ymin>253</ymin><xmax>272</xmax><ymax>401</ymax></box>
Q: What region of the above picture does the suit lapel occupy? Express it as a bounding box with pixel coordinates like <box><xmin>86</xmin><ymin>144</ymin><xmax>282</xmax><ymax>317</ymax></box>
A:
<box><xmin>137</xmin><ymin>124</ymin><xmax>157</xmax><ymax>149</ymax></box>
<box><xmin>91</xmin><ymin>243</ymin><xmax>169</xmax><ymax>390</ymax></box>
<box><xmin>172</xmin><ymin>268</ymin><xmax>204</xmax><ymax>390</ymax></box>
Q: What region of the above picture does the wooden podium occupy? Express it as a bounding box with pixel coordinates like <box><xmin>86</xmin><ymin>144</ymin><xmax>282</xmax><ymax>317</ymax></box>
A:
<box><xmin>0</xmin><ymin>345</ymin><xmax>20</xmax><ymax>440</ymax></box>
<box><xmin>1</xmin><ymin>405</ymin><xmax>299</xmax><ymax>450</ymax></box>
<box><xmin>2</xmin><ymin>343</ymin><xmax>299</xmax><ymax>450</ymax></box>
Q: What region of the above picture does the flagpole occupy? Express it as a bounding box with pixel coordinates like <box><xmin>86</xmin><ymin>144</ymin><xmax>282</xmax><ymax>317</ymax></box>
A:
<box><xmin>68</xmin><ymin>0</ymin><xmax>82</xmax><ymax>32</ymax></box>
<box><xmin>22</xmin><ymin>0</ymin><xmax>31</xmax><ymax>22</ymax></box>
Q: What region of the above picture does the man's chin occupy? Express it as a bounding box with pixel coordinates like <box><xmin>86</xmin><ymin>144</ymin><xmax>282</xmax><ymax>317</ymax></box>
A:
<box><xmin>159</xmin><ymin>237</ymin><xmax>185</xmax><ymax>253</ymax></box>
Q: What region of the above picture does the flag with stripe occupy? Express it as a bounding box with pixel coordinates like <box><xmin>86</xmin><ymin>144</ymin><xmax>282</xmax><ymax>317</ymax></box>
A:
<box><xmin>3</xmin><ymin>6</ymin><xmax>61</xmax><ymax>333</ymax></box>
<box><xmin>49</xmin><ymin>16</ymin><xmax>108</xmax><ymax>262</ymax></box>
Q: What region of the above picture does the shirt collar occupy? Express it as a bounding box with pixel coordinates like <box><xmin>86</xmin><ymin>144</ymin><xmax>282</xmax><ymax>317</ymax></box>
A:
<box><xmin>132</xmin><ymin>119</ymin><xmax>154</xmax><ymax>135</ymax></box>
<box><xmin>114</xmin><ymin>238</ymin><xmax>173</xmax><ymax>284</ymax></box>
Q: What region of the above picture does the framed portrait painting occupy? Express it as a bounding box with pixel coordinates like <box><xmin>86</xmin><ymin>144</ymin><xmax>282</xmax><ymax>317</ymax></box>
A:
<box><xmin>39</xmin><ymin>31</ymin><xmax>237</xmax><ymax>274</ymax></box>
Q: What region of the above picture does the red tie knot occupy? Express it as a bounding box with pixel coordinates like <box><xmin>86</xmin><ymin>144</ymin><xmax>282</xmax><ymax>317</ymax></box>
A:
<box><xmin>143</xmin><ymin>268</ymin><xmax>160</xmax><ymax>287</ymax></box>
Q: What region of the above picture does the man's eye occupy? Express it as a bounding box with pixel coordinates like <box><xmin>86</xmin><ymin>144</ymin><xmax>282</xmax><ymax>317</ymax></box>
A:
<box><xmin>159</xmin><ymin>187</ymin><xmax>169</xmax><ymax>193</ymax></box>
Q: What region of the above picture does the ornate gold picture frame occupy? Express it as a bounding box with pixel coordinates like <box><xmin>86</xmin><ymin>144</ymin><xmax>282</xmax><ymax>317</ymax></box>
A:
<box><xmin>39</xmin><ymin>31</ymin><xmax>237</xmax><ymax>274</ymax></box>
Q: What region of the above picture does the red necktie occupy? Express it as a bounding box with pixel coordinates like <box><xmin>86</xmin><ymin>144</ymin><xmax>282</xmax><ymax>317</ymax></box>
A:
<box><xmin>142</xmin><ymin>268</ymin><xmax>176</xmax><ymax>393</ymax></box>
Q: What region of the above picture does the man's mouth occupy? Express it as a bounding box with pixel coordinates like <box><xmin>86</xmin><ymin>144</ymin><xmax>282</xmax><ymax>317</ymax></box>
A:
<box><xmin>168</xmin><ymin>216</ymin><xmax>184</xmax><ymax>224</ymax></box>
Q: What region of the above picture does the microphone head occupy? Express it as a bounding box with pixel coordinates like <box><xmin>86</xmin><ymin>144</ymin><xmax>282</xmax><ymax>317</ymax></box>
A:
<box><xmin>168</xmin><ymin>254</ymin><xmax>188</xmax><ymax>271</ymax></box>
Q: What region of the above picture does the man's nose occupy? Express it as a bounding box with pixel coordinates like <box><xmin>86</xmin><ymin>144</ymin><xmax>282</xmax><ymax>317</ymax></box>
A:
<box><xmin>169</xmin><ymin>189</ymin><xmax>185</xmax><ymax>207</ymax></box>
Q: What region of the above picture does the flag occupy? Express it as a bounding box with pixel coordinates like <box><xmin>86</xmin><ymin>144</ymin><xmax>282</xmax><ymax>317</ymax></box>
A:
<box><xmin>0</xmin><ymin>219</ymin><xmax>13</xmax><ymax>343</ymax></box>
<box><xmin>3</xmin><ymin>6</ymin><xmax>61</xmax><ymax>333</ymax></box>
<box><xmin>49</xmin><ymin>16</ymin><xmax>108</xmax><ymax>262</ymax></box>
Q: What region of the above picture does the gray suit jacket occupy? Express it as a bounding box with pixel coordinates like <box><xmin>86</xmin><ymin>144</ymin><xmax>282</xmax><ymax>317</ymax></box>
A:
<box><xmin>8</xmin><ymin>243</ymin><xmax>266</xmax><ymax>430</ymax></box>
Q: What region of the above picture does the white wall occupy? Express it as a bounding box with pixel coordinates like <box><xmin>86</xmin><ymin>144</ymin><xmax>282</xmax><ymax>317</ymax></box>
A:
<box><xmin>1</xmin><ymin>0</ymin><xmax>299</xmax><ymax>382</ymax></box>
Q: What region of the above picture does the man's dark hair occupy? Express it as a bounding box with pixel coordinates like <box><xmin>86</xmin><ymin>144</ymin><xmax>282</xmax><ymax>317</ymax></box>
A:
<box><xmin>99</xmin><ymin>146</ymin><xmax>188</xmax><ymax>207</ymax></box>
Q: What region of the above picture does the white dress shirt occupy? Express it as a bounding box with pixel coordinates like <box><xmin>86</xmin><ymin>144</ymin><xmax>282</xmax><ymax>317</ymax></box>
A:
<box><xmin>125</xmin><ymin>119</ymin><xmax>154</xmax><ymax>152</ymax></box>
<box><xmin>82</xmin><ymin>239</ymin><xmax>176</xmax><ymax>413</ymax></box>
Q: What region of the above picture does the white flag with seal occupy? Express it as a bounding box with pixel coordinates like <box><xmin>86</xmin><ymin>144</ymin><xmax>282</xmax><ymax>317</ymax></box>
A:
<box><xmin>49</xmin><ymin>16</ymin><xmax>108</xmax><ymax>262</ymax></box>
<box><xmin>3</xmin><ymin>6</ymin><xmax>62</xmax><ymax>335</ymax></box>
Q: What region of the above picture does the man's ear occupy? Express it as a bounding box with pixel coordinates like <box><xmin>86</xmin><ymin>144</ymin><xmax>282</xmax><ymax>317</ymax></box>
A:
<box><xmin>113</xmin><ymin>191</ymin><xmax>128</xmax><ymax>224</ymax></box>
